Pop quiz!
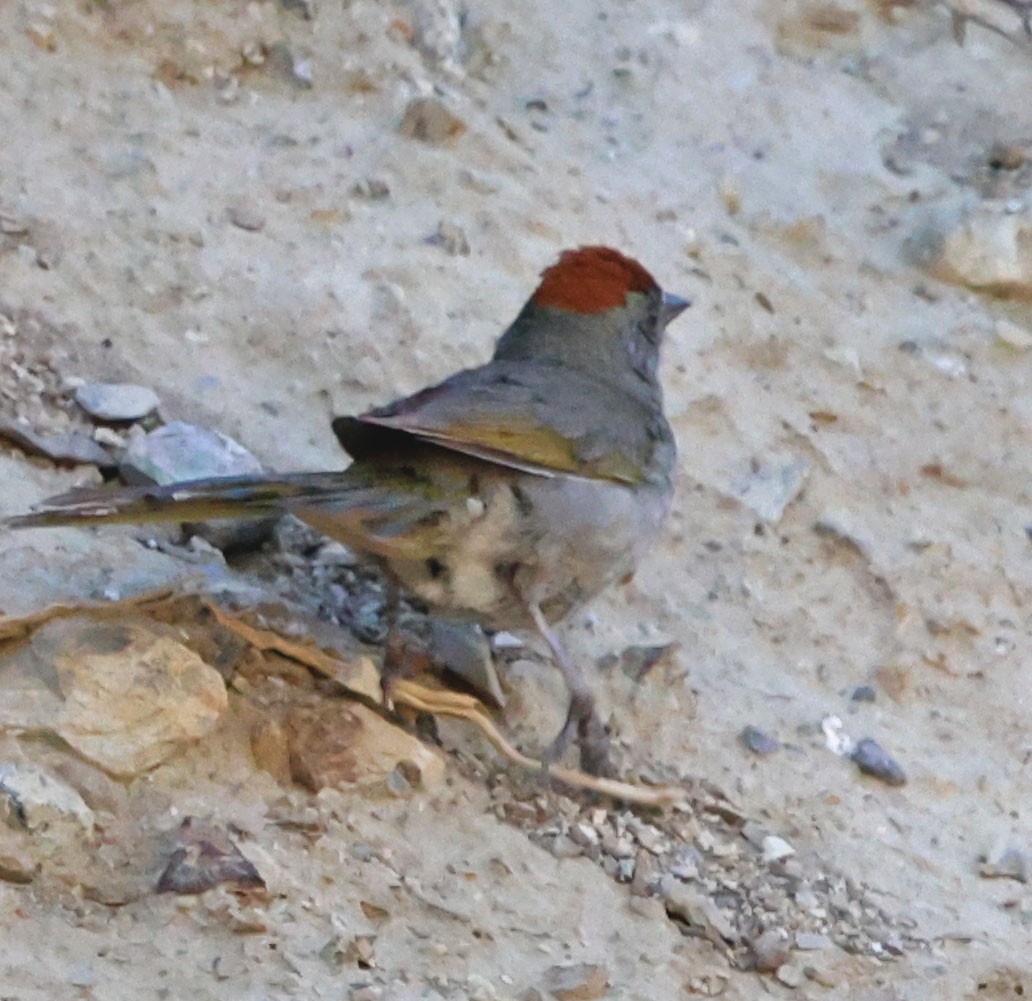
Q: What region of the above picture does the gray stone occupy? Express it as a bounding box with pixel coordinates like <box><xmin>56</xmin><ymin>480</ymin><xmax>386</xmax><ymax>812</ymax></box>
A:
<box><xmin>776</xmin><ymin>962</ymin><xmax>805</xmax><ymax>988</ymax></box>
<box><xmin>226</xmin><ymin>201</ymin><xmax>266</xmax><ymax>232</ymax></box>
<box><xmin>979</xmin><ymin>845</ymin><xmax>1029</xmax><ymax>883</ymax></box>
<box><xmin>749</xmin><ymin>928</ymin><xmax>790</xmax><ymax>973</ymax></box>
<box><xmin>120</xmin><ymin>421</ymin><xmax>272</xmax><ymax>551</ymax></box>
<box><xmin>0</xmin><ymin>417</ymin><xmax>112</xmax><ymax>466</ymax></box>
<box><xmin>852</xmin><ymin>738</ymin><xmax>906</xmax><ymax>786</ymax></box>
<box><xmin>795</xmin><ymin>931</ymin><xmax>832</xmax><ymax>950</ymax></box>
<box><xmin>75</xmin><ymin>382</ymin><xmax>160</xmax><ymax>422</ymax></box>
<box><xmin>121</xmin><ymin>420</ymin><xmax>263</xmax><ymax>485</ymax></box>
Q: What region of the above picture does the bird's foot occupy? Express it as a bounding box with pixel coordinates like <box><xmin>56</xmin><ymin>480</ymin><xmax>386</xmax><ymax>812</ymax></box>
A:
<box><xmin>543</xmin><ymin>691</ymin><xmax>615</xmax><ymax>777</ymax></box>
<box><xmin>380</xmin><ymin>623</ymin><xmax>431</xmax><ymax>704</ymax></box>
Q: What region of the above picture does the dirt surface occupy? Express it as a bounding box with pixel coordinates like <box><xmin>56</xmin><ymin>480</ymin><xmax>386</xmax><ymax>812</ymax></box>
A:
<box><xmin>2</xmin><ymin>1</ymin><xmax>1032</xmax><ymax>998</ymax></box>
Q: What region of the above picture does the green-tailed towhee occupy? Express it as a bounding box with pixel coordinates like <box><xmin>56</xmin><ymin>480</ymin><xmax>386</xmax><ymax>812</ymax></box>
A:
<box><xmin>5</xmin><ymin>246</ymin><xmax>690</xmax><ymax>774</ymax></box>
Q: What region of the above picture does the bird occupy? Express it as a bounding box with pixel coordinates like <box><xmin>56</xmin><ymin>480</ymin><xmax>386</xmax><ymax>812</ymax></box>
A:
<box><xmin>4</xmin><ymin>246</ymin><xmax>689</xmax><ymax>774</ymax></box>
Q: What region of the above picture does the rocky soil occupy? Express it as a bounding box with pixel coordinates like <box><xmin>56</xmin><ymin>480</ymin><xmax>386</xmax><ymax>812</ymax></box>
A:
<box><xmin>2</xmin><ymin>1</ymin><xmax>1032</xmax><ymax>998</ymax></box>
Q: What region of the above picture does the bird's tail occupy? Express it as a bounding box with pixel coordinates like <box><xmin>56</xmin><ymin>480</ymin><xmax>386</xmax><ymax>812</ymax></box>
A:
<box><xmin>4</xmin><ymin>471</ymin><xmax>355</xmax><ymax>530</ymax></box>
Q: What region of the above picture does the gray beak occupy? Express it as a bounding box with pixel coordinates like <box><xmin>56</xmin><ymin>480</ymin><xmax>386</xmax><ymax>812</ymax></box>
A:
<box><xmin>660</xmin><ymin>291</ymin><xmax>691</xmax><ymax>328</ymax></box>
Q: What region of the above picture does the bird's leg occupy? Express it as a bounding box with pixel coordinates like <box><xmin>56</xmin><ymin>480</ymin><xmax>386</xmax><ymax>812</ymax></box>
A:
<box><xmin>379</xmin><ymin>582</ymin><xmax>405</xmax><ymax>707</ymax></box>
<box><xmin>527</xmin><ymin>602</ymin><xmax>613</xmax><ymax>777</ymax></box>
<box><xmin>379</xmin><ymin>584</ymin><xmax>441</xmax><ymax>743</ymax></box>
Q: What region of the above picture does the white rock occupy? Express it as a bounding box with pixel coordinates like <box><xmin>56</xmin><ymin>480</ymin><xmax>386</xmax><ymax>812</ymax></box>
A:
<box><xmin>821</xmin><ymin>714</ymin><xmax>854</xmax><ymax>756</ymax></box>
<box><xmin>996</xmin><ymin>318</ymin><xmax>1032</xmax><ymax>351</ymax></box>
<box><xmin>0</xmin><ymin>762</ymin><xmax>95</xmax><ymax>833</ymax></box>
<box><xmin>761</xmin><ymin>835</ymin><xmax>797</xmax><ymax>863</ymax></box>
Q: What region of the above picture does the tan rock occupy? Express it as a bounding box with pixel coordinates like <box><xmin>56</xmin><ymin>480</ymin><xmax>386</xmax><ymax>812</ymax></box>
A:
<box><xmin>398</xmin><ymin>97</ymin><xmax>467</xmax><ymax>146</ymax></box>
<box><xmin>932</xmin><ymin>207</ymin><xmax>1032</xmax><ymax>297</ymax></box>
<box><xmin>0</xmin><ymin>825</ymin><xmax>36</xmax><ymax>884</ymax></box>
<box><xmin>0</xmin><ymin>617</ymin><xmax>227</xmax><ymax>776</ymax></box>
<box><xmin>250</xmin><ymin>716</ymin><xmax>293</xmax><ymax>785</ymax></box>
<box><xmin>286</xmin><ymin>700</ymin><xmax>443</xmax><ymax>793</ymax></box>
<box><xmin>540</xmin><ymin>963</ymin><xmax>609</xmax><ymax>1001</ymax></box>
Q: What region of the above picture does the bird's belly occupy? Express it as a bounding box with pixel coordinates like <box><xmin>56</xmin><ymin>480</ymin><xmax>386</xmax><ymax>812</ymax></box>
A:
<box><xmin>511</xmin><ymin>474</ymin><xmax>671</xmax><ymax>622</ymax></box>
<box><xmin>389</xmin><ymin>472</ymin><xmax>671</xmax><ymax>629</ymax></box>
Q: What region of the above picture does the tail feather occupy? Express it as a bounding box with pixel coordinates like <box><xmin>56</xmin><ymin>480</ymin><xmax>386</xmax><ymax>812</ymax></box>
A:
<box><xmin>4</xmin><ymin>471</ymin><xmax>354</xmax><ymax>530</ymax></box>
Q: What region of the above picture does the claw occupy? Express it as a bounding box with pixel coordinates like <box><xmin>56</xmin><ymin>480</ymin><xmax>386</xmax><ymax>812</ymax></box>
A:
<box><xmin>543</xmin><ymin>690</ymin><xmax>614</xmax><ymax>776</ymax></box>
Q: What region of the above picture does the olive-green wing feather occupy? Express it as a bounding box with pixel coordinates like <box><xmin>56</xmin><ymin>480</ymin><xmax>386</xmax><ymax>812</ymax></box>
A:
<box><xmin>336</xmin><ymin>361</ymin><xmax>664</xmax><ymax>485</ymax></box>
<box><xmin>2</xmin><ymin>472</ymin><xmax>355</xmax><ymax>530</ymax></box>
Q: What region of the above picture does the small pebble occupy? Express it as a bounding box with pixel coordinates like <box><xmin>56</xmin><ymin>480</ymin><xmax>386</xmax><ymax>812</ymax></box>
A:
<box><xmin>67</xmin><ymin>964</ymin><xmax>97</xmax><ymax>989</ymax></box>
<box><xmin>851</xmin><ymin>738</ymin><xmax>906</xmax><ymax>786</ymax></box>
<box><xmin>539</xmin><ymin>962</ymin><xmax>608</xmax><ymax>1001</ymax></box>
<box><xmin>996</xmin><ymin>319</ymin><xmax>1032</xmax><ymax>351</ymax></box>
<box><xmin>291</xmin><ymin>57</ymin><xmax>314</xmax><ymax>88</ymax></box>
<box><xmin>426</xmin><ymin>220</ymin><xmax>470</xmax><ymax>256</ymax></box>
<box><xmin>979</xmin><ymin>846</ymin><xmax>1029</xmax><ymax>883</ymax></box>
<box><xmin>660</xmin><ymin>875</ymin><xmax>736</xmax><ymax>941</ymax></box>
<box><xmin>882</xmin><ymin>933</ymin><xmax>905</xmax><ymax>956</ymax></box>
<box><xmin>226</xmin><ymin>201</ymin><xmax>266</xmax><ymax>232</ymax></box>
<box><xmin>350</xmin><ymin>177</ymin><xmax>391</xmax><ymax>200</ymax></box>
<box><xmin>629</xmin><ymin>851</ymin><xmax>661</xmax><ymax>898</ymax></box>
<box><xmin>74</xmin><ymin>382</ymin><xmax>160</xmax><ymax>422</ymax></box>
<box><xmin>669</xmin><ymin>847</ymin><xmax>700</xmax><ymax>880</ymax></box>
<box><xmin>749</xmin><ymin>929</ymin><xmax>791</xmax><ymax>973</ymax></box>
<box><xmin>613</xmin><ymin>857</ymin><xmax>635</xmax><ymax>882</ymax></box>
<box><xmin>850</xmin><ymin>685</ymin><xmax>876</xmax><ymax>703</ymax></box>
<box><xmin>466</xmin><ymin>973</ymin><xmax>497</xmax><ymax>1001</ymax></box>
<box><xmin>92</xmin><ymin>426</ymin><xmax>126</xmax><ymax>448</ymax></box>
<box><xmin>804</xmin><ymin>963</ymin><xmax>840</xmax><ymax>988</ymax></box>
<box><xmin>398</xmin><ymin>97</ymin><xmax>467</xmax><ymax>146</ymax></box>
<box><xmin>988</xmin><ymin>142</ymin><xmax>1028</xmax><ymax>171</ymax></box>
<box><xmin>740</xmin><ymin>822</ymin><xmax>769</xmax><ymax>849</ymax></box>
<box><xmin>821</xmin><ymin>714</ymin><xmax>853</xmax><ymax>755</ymax></box>
<box><xmin>628</xmin><ymin>895</ymin><xmax>666</xmax><ymax>920</ymax></box>
<box><xmin>491</xmin><ymin>631</ymin><xmax>523</xmax><ymax>650</ymax></box>
<box><xmin>776</xmin><ymin>962</ymin><xmax>805</xmax><ymax>989</ymax></box>
<box><xmin>739</xmin><ymin>725</ymin><xmax>780</xmax><ymax>755</ymax></box>
<box><xmin>761</xmin><ymin>835</ymin><xmax>796</xmax><ymax>863</ymax></box>
<box><xmin>349</xmin><ymin>843</ymin><xmax>375</xmax><ymax>862</ymax></box>
<box><xmin>349</xmin><ymin>984</ymin><xmax>385</xmax><ymax>1001</ymax></box>
<box><xmin>384</xmin><ymin>766</ymin><xmax>413</xmax><ymax>796</ymax></box>
<box><xmin>315</xmin><ymin>541</ymin><xmax>355</xmax><ymax>566</ymax></box>
<box><xmin>795</xmin><ymin>931</ymin><xmax>831</xmax><ymax>950</ymax></box>
<box><xmin>600</xmin><ymin>829</ymin><xmax>635</xmax><ymax>859</ymax></box>
<box><xmin>569</xmin><ymin>822</ymin><xmax>600</xmax><ymax>848</ymax></box>
<box><xmin>549</xmin><ymin>834</ymin><xmax>582</xmax><ymax>859</ymax></box>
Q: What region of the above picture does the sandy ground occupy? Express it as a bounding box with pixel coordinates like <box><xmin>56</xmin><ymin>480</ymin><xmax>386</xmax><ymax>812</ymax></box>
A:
<box><xmin>1</xmin><ymin>1</ymin><xmax>1032</xmax><ymax>998</ymax></box>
